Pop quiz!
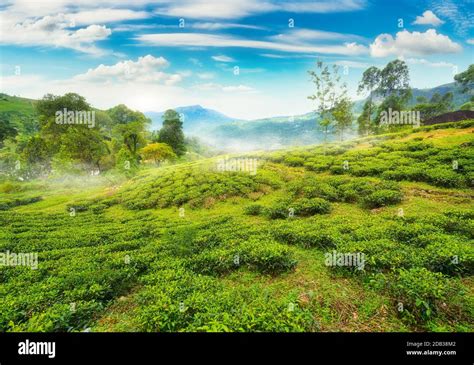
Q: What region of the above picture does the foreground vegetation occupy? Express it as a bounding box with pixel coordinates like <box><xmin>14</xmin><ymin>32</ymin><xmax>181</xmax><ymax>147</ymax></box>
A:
<box><xmin>0</xmin><ymin>121</ymin><xmax>472</xmax><ymax>332</ymax></box>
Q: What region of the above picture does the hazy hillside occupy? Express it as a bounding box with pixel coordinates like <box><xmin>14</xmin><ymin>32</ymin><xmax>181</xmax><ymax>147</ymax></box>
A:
<box><xmin>203</xmin><ymin>111</ymin><xmax>326</xmax><ymax>151</ymax></box>
<box><xmin>145</xmin><ymin>105</ymin><xmax>241</xmax><ymax>132</ymax></box>
<box><xmin>1</xmin><ymin>80</ymin><xmax>471</xmax><ymax>150</ymax></box>
<box><xmin>409</xmin><ymin>82</ymin><xmax>473</xmax><ymax>106</ymax></box>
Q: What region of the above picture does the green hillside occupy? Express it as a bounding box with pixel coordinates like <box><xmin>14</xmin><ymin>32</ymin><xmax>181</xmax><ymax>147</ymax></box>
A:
<box><xmin>0</xmin><ymin>94</ymin><xmax>37</xmax><ymax>114</ymax></box>
<box><xmin>0</xmin><ymin>120</ymin><xmax>472</xmax><ymax>332</ymax></box>
<box><xmin>0</xmin><ymin>93</ymin><xmax>38</xmax><ymax>138</ymax></box>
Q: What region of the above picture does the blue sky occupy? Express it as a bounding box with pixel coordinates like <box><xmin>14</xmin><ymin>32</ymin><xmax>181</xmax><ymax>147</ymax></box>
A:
<box><xmin>0</xmin><ymin>0</ymin><xmax>473</xmax><ymax>119</ymax></box>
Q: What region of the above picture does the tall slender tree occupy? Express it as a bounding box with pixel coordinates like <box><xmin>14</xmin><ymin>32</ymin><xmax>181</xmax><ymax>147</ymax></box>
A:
<box><xmin>357</xmin><ymin>66</ymin><xmax>381</xmax><ymax>135</ymax></box>
<box><xmin>308</xmin><ymin>61</ymin><xmax>348</xmax><ymax>142</ymax></box>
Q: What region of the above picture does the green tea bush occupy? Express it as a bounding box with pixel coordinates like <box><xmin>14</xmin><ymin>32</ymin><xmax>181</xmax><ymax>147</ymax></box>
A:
<box><xmin>293</xmin><ymin>198</ymin><xmax>331</xmax><ymax>216</ymax></box>
<box><xmin>424</xmin><ymin>168</ymin><xmax>466</xmax><ymax>188</ymax></box>
<box><xmin>0</xmin><ymin>196</ymin><xmax>42</xmax><ymax>210</ymax></box>
<box><xmin>272</xmin><ymin>221</ymin><xmax>345</xmax><ymax>249</ymax></box>
<box><xmin>244</xmin><ymin>204</ymin><xmax>264</xmax><ymax>216</ymax></box>
<box><xmin>393</xmin><ymin>268</ymin><xmax>454</xmax><ymax>321</ymax></box>
<box><xmin>265</xmin><ymin>199</ymin><xmax>292</xmax><ymax>219</ymax></box>
<box><xmin>421</xmin><ymin>238</ymin><xmax>474</xmax><ymax>276</ymax></box>
<box><xmin>362</xmin><ymin>189</ymin><xmax>403</xmax><ymax>208</ymax></box>
<box><xmin>336</xmin><ymin>239</ymin><xmax>418</xmax><ymax>272</ymax></box>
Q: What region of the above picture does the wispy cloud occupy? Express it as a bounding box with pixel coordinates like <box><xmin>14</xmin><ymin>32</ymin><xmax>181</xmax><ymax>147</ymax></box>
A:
<box><xmin>136</xmin><ymin>32</ymin><xmax>368</xmax><ymax>55</ymax></box>
<box><xmin>212</xmin><ymin>55</ymin><xmax>235</xmax><ymax>62</ymax></box>
<box><xmin>193</xmin><ymin>82</ymin><xmax>256</xmax><ymax>93</ymax></box>
<box><xmin>404</xmin><ymin>57</ymin><xmax>456</xmax><ymax>68</ymax></box>
<box><xmin>431</xmin><ymin>0</ymin><xmax>473</xmax><ymax>35</ymax></box>
<box><xmin>191</xmin><ymin>22</ymin><xmax>267</xmax><ymax>30</ymax></box>
<box><xmin>154</xmin><ymin>0</ymin><xmax>367</xmax><ymax>20</ymax></box>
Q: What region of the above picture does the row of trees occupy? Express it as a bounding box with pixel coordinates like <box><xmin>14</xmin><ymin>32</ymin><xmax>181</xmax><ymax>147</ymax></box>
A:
<box><xmin>308</xmin><ymin>61</ymin><xmax>473</xmax><ymax>140</ymax></box>
<box><xmin>0</xmin><ymin>93</ymin><xmax>188</xmax><ymax>179</ymax></box>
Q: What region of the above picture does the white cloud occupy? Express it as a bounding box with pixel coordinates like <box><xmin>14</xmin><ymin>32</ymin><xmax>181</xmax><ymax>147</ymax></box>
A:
<box><xmin>404</xmin><ymin>58</ymin><xmax>455</xmax><ymax>68</ymax></box>
<box><xmin>193</xmin><ymin>82</ymin><xmax>256</xmax><ymax>93</ymax></box>
<box><xmin>280</xmin><ymin>0</ymin><xmax>366</xmax><ymax>13</ymax></box>
<box><xmin>467</xmin><ymin>39</ymin><xmax>474</xmax><ymax>45</ymax></box>
<box><xmin>334</xmin><ymin>60</ymin><xmax>370</xmax><ymax>68</ymax></box>
<box><xmin>259</xmin><ymin>53</ymin><xmax>317</xmax><ymax>59</ymax></box>
<box><xmin>154</xmin><ymin>0</ymin><xmax>366</xmax><ymax>20</ymax></box>
<box><xmin>191</xmin><ymin>22</ymin><xmax>266</xmax><ymax>30</ymax></box>
<box><xmin>137</xmin><ymin>33</ymin><xmax>368</xmax><ymax>55</ymax></box>
<box><xmin>68</xmin><ymin>9</ymin><xmax>149</xmax><ymax>26</ymax></box>
<box><xmin>0</xmin><ymin>13</ymin><xmax>112</xmax><ymax>55</ymax></box>
<box><xmin>413</xmin><ymin>10</ymin><xmax>444</xmax><ymax>26</ymax></box>
<box><xmin>0</xmin><ymin>2</ymin><xmax>150</xmax><ymax>54</ymax></box>
<box><xmin>212</xmin><ymin>55</ymin><xmax>235</xmax><ymax>62</ymax></box>
<box><xmin>370</xmin><ymin>29</ymin><xmax>461</xmax><ymax>57</ymax></box>
<box><xmin>222</xmin><ymin>85</ymin><xmax>255</xmax><ymax>92</ymax></box>
<box><xmin>270</xmin><ymin>28</ymin><xmax>364</xmax><ymax>43</ymax></box>
<box><xmin>197</xmin><ymin>72</ymin><xmax>215</xmax><ymax>79</ymax></box>
<box><xmin>73</xmin><ymin>55</ymin><xmax>182</xmax><ymax>85</ymax></box>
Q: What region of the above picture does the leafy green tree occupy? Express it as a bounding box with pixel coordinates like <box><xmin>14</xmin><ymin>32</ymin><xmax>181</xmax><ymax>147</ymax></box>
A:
<box><xmin>308</xmin><ymin>61</ymin><xmax>347</xmax><ymax>142</ymax></box>
<box><xmin>59</xmin><ymin>128</ymin><xmax>109</xmax><ymax>170</ymax></box>
<box><xmin>37</xmin><ymin>93</ymin><xmax>92</xmax><ymax>138</ymax></box>
<box><xmin>357</xmin><ymin>66</ymin><xmax>381</xmax><ymax>135</ymax></box>
<box><xmin>141</xmin><ymin>143</ymin><xmax>176</xmax><ymax>165</ymax></box>
<box><xmin>374</xmin><ymin>60</ymin><xmax>412</xmax><ymax>130</ymax></box>
<box><xmin>332</xmin><ymin>97</ymin><xmax>353</xmax><ymax>141</ymax></box>
<box><xmin>413</xmin><ymin>92</ymin><xmax>454</xmax><ymax>121</ymax></box>
<box><xmin>114</xmin><ymin>121</ymin><xmax>148</xmax><ymax>157</ymax></box>
<box><xmin>158</xmin><ymin>109</ymin><xmax>186</xmax><ymax>156</ymax></box>
<box><xmin>21</xmin><ymin>135</ymin><xmax>51</xmax><ymax>177</ymax></box>
<box><xmin>377</xmin><ymin>59</ymin><xmax>411</xmax><ymax>99</ymax></box>
<box><xmin>454</xmin><ymin>64</ymin><xmax>474</xmax><ymax>93</ymax></box>
<box><xmin>107</xmin><ymin>104</ymin><xmax>149</xmax><ymax>125</ymax></box>
<box><xmin>0</xmin><ymin>114</ymin><xmax>17</xmax><ymax>145</ymax></box>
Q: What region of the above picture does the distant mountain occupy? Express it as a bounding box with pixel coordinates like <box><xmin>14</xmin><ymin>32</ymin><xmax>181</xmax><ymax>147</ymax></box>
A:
<box><xmin>200</xmin><ymin>112</ymin><xmax>334</xmax><ymax>151</ymax></box>
<box><xmin>198</xmin><ymin>83</ymin><xmax>472</xmax><ymax>151</ymax></box>
<box><xmin>2</xmin><ymin>80</ymin><xmax>471</xmax><ymax>152</ymax></box>
<box><xmin>409</xmin><ymin>82</ymin><xmax>473</xmax><ymax>107</ymax></box>
<box><xmin>145</xmin><ymin>105</ymin><xmax>241</xmax><ymax>133</ymax></box>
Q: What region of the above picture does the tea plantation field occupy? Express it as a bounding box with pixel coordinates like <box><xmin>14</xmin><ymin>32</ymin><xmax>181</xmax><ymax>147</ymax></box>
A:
<box><xmin>1</xmin><ymin>121</ymin><xmax>473</xmax><ymax>332</ymax></box>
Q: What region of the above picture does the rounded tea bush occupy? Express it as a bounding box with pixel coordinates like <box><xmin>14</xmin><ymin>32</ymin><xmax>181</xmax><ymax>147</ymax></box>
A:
<box><xmin>362</xmin><ymin>189</ymin><xmax>403</xmax><ymax>208</ymax></box>
<box><xmin>293</xmin><ymin>198</ymin><xmax>331</xmax><ymax>216</ymax></box>
<box><xmin>244</xmin><ymin>204</ymin><xmax>264</xmax><ymax>216</ymax></box>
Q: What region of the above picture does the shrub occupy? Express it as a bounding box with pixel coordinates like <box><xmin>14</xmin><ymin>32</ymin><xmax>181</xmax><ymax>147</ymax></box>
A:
<box><xmin>336</xmin><ymin>239</ymin><xmax>418</xmax><ymax>272</ymax></box>
<box><xmin>265</xmin><ymin>199</ymin><xmax>292</xmax><ymax>219</ymax></box>
<box><xmin>239</xmin><ymin>238</ymin><xmax>297</xmax><ymax>275</ymax></box>
<box><xmin>293</xmin><ymin>198</ymin><xmax>331</xmax><ymax>216</ymax></box>
<box><xmin>0</xmin><ymin>196</ymin><xmax>42</xmax><ymax>210</ymax></box>
<box><xmin>362</xmin><ymin>189</ymin><xmax>403</xmax><ymax>208</ymax></box>
<box><xmin>393</xmin><ymin>268</ymin><xmax>453</xmax><ymax>321</ymax></box>
<box><xmin>425</xmin><ymin>168</ymin><xmax>465</xmax><ymax>188</ymax></box>
<box><xmin>422</xmin><ymin>238</ymin><xmax>474</xmax><ymax>276</ymax></box>
<box><xmin>284</xmin><ymin>156</ymin><xmax>305</xmax><ymax>167</ymax></box>
<box><xmin>244</xmin><ymin>204</ymin><xmax>264</xmax><ymax>216</ymax></box>
<box><xmin>272</xmin><ymin>222</ymin><xmax>344</xmax><ymax>248</ymax></box>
